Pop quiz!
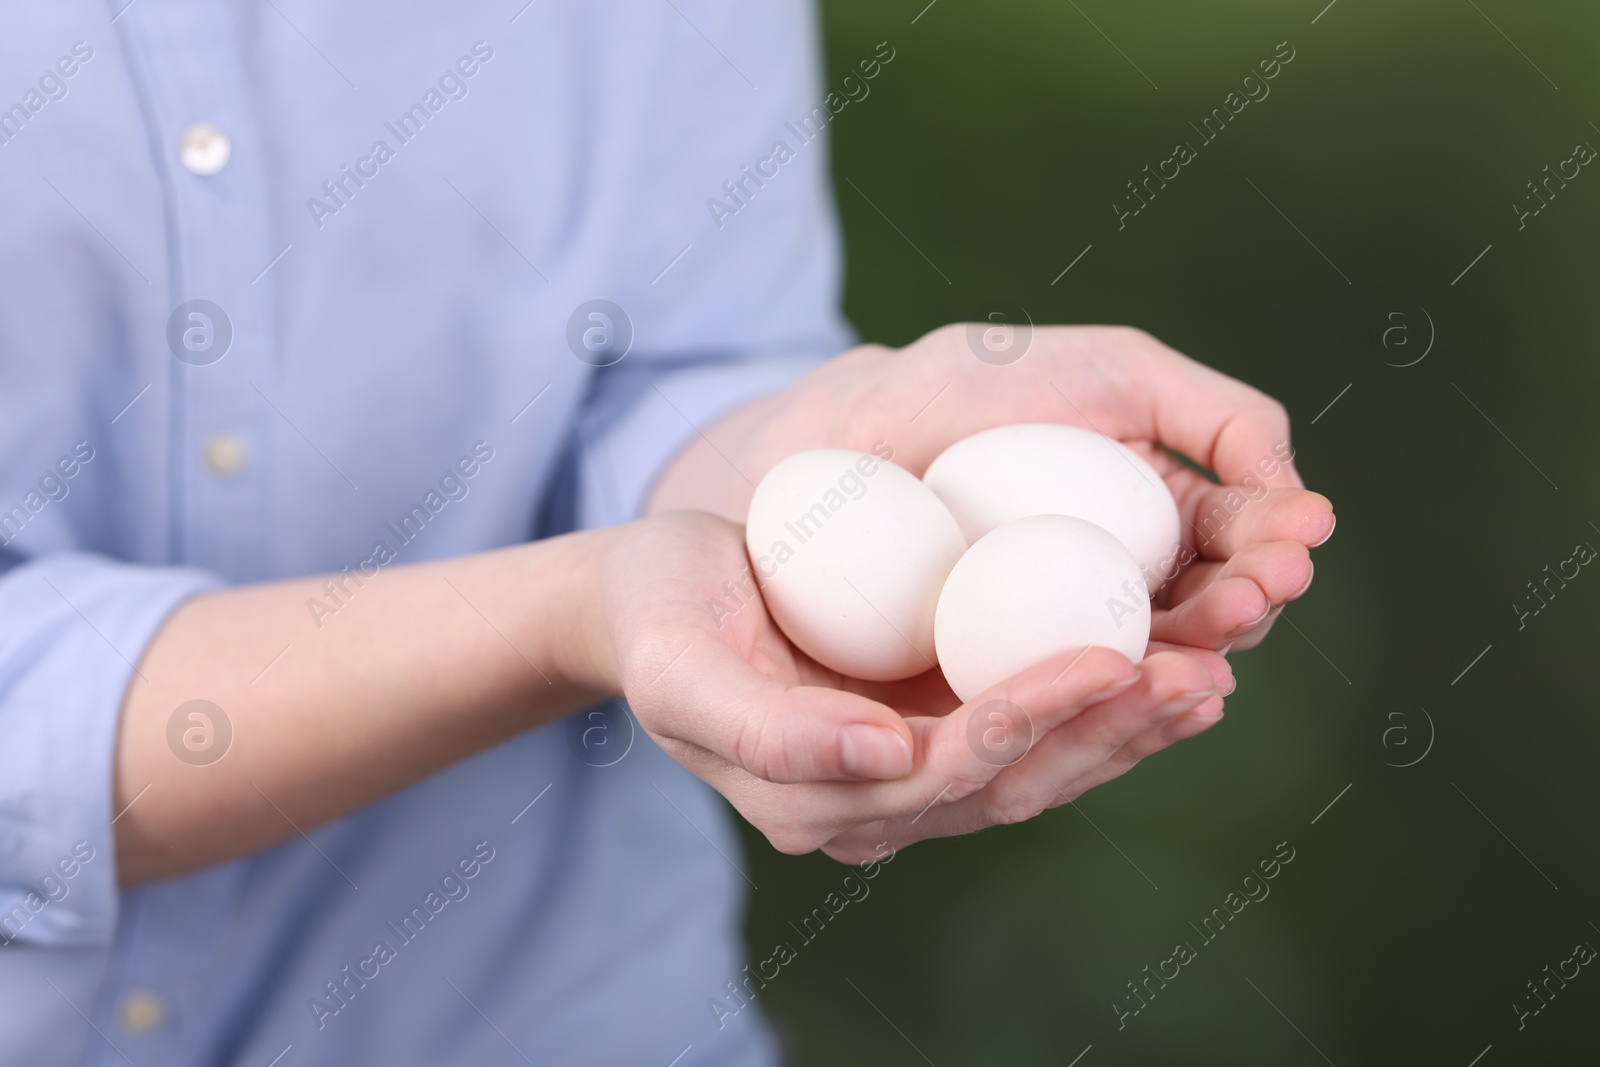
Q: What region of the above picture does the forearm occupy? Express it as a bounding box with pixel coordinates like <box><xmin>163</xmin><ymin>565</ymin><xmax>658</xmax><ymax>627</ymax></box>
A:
<box><xmin>113</xmin><ymin>527</ymin><xmax>619</xmax><ymax>887</ymax></box>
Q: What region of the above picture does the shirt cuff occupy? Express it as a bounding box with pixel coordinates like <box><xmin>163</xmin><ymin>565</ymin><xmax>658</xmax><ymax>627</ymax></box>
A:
<box><xmin>0</xmin><ymin>553</ymin><xmax>221</xmax><ymax>948</ymax></box>
<box><xmin>575</xmin><ymin>354</ymin><xmax>828</xmax><ymax>530</ymax></box>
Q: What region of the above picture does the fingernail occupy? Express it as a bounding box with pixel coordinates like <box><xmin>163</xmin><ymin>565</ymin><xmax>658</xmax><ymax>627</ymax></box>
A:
<box><xmin>1289</xmin><ymin>563</ymin><xmax>1315</xmax><ymax>600</ymax></box>
<box><xmin>1089</xmin><ymin>671</ymin><xmax>1142</xmax><ymax>703</ymax></box>
<box><xmin>1218</xmin><ymin>642</ymin><xmax>1234</xmax><ymax>656</ymax></box>
<box><xmin>1310</xmin><ymin>513</ymin><xmax>1336</xmax><ymax>548</ymax></box>
<box><xmin>1226</xmin><ymin>604</ymin><xmax>1273</xmax><ymax>639</ymax></box>
<box><xmin>838</xmin><ymin>725</ymin><xmax>912</xmax><ymax>779</ymax></box>
<box><xmin>1163</xmin><ymin>706</ymin><xmax>1223</xmax><ymax>740</ymax></box>
<box><xmin>1154</xmin><ymin>689</ymin><xmax>1215</xmax><ymax>720</ymax></box>
<box><xmin>1220</xmin><ymin>674</ymin><xmax>1237</xmax><ymax>697</ymax></box>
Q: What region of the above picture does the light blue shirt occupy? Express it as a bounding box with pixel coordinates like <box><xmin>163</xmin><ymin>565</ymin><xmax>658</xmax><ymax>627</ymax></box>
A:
<box><xmin>0</xmin><ymin>2</ymin><xmax>852</xmax><ymax>1062</ymax></box>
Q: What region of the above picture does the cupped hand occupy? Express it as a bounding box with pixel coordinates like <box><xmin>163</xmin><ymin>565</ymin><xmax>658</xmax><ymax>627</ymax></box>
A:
<box><xmin>652</xmin><ymin>324</ymin><xmax>1336</xmax><ymax>659</ymax></box>
<box><xmin>600</xmin><ymin>510</ymin><xmax>1232</xmax><ymax>859</ymax></box>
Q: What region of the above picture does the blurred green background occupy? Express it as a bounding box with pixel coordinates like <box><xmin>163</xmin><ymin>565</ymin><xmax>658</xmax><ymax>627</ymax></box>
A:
<box><xmin>734</xmin><ymin>1</ymin><xmax>1600</xmax><ymax>1063</ymax></box>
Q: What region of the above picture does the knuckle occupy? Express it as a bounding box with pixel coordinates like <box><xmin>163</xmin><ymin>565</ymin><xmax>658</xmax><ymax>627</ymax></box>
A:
<box><xmin>764</xmin><ymin>823</ymin><xmax>824</xmax><ymax>856</ymax></box>
<box><xmin>820</xmin><ymin>837</ymin><xmax>875</xmax><ymax>866</ymax></box>
<box><xmin>1079</xmin><ymin>693</ymin><xmax>1158</xmax><ymax>753</ymax></box>
<box><xmin>821</xmin><ymin>821</ymin><xmax>890</xmax><ymax>865</ymax></box>
<box><xmin>820</xmin><ymin>842</ymin><xmax>864</xmax><ymax>865</ymax></box>
<box><xmin>944</xmin><ymin>769</ymin><xmax>993</xmax><ymax>805</ymax></box>
<box><xmin>1084</xmin><ymin>719</ymin><xmax>1135</xmax><ymax>760</ymax></box>
<box><xmin>1049</xmin><ymin>787</ymin><xmax>1082</xmax><ymax>809</ymax></box>
<box><xmin>1259</xmin><ymin>395</ymin><xmax>1292</xmax><ymax>434</ymax></box>
<box><xmin>850</xmin><ymin>376</ymin><xmax>904</xmax><ymax>439</ymax></box>
<box><xmin>731</xmin><ymin>706</ymin><xmax>795</xmax><ymax>783</ymax></box>
<box><xmin>982</xmin><ymin>791</ymin><xmax>1046</xmax><ymax>828</ymax></box>
<box><xmin>1116</xmin><ymin>324</ymin><xmax>1155</xmax><ymax>348</ymax></box>
<box><xmin>1103</xmin><ymin>325</ymin><xmax>1163</xmax><ymax>364</ymax></box>
<box><xmin>1104</xmin><ymin>746</ymin><xmax>1145</xmax><ymax>777</ymax></box>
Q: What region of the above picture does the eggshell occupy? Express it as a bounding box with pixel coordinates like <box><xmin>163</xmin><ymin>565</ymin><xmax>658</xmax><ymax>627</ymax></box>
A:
<box><xmin>934</xmin><ymin>514</ymin><xmax>1150</xmax><ymax>702</ymax></box>
<box><xmin>745</xmin><ymin>448</ymin><xmax>967</xmax><ymax>681</ymax></box>
<box><xmin>922</xmin><ymin>423</ymin><xmax>1182</xmax><ymax>589</ymax></box>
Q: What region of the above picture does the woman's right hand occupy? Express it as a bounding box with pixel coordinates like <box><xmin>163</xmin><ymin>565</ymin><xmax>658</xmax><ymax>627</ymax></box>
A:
<box><xmin>599</xmin><ymin>510</ymin><xmax>1229</xmax><ymax>862</ymax></box>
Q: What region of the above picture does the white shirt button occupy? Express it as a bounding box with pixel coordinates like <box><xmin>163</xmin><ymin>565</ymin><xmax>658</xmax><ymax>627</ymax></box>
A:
<box><xmin>117</xmin><ymin>990</ymin><xmax>167</xmax><ymax>1034</ymax></box>
<box><xmin>202</xmin><ymin>435</ymin><xmax>247</xmax><ymax>476</ymax></box>
<box><xmin>178</xmin><ymin>122</ymin><xmax>231</xmax><ymax>176</ymax></box>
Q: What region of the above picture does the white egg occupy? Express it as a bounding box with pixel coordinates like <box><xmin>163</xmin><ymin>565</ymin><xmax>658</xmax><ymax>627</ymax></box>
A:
<box><xmin>745</xmin><ymin>448</ymin><xmax>967</xmax><ymax>681</ymax></box>
<box><xmin>934</xmin><ymin>514</ymin><xmax>1150</xmax><ymax>703</ymax></box>
<box><xmin>922</xmin><ymin>423</ymin><xmax>1182</xmax><ymax>590</ymax></box>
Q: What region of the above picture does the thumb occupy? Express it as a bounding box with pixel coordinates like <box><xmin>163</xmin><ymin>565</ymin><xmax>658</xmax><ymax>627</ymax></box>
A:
<box><xmin>634</xmin><ymin>640</ymin><xmax>915</xmax><ymax>783</ymax></box>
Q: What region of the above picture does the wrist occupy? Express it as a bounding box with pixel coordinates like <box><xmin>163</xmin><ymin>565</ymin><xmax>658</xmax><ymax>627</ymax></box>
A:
<box><xmin>522</xmin><ymin>525</ymin><xmax>622</xmax><ymax>700</ymax></box>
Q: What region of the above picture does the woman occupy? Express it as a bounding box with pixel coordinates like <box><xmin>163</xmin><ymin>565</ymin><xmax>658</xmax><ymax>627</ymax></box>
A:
<box><xmin>0</xmin><ymin>2</ymin><xmax>1331</xmax><ymax>1063</ymax></box>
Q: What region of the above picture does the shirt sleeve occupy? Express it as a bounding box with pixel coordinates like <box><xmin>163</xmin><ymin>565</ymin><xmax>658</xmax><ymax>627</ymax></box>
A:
<box><xmin>572</xmin><ymin>353</ymin><xmax>832</xmax><ymax>530</ymax></box>
<box><xmin>571</xmin><ymin>0</ymin><xmax>854</xmax><ymax>529</ymax></box>
<box><xmin>0</xmin><ymin>553</ymin><xmax>219</xmax><ymax>948</ymax></box>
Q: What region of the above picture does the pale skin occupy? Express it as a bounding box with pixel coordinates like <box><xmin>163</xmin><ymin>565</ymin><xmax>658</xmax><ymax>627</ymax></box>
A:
<box><xmin>114</xmin><ymin>325</ymin><xmax>1334</xmax><ymax>885</ymax></box>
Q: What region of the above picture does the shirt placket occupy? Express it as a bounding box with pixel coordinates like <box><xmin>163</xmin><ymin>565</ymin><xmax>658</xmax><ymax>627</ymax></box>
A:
<box><xmin>88</xmin><ymin>0</ymin><xmax>274</xmax><ymax>1059</ymax></box>
<box><xmin>132</xmin><ymin>0</ymin><xmax>279</xmax><ymax>584</ymax></box>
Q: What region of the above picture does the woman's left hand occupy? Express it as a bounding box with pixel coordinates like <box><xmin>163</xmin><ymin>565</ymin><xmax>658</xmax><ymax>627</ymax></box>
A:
<box><xmin>649</xmin><ymin>323</ymin><xmax>1336</xmax><ymax>663</ymax></box>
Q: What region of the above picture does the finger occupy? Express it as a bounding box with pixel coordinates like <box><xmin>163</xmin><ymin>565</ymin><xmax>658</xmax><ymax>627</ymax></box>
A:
<box><xmin>1227</xmin><ymin>605</ymin><xmax>1282</xmax><ymax>652</ymax></box>
<box><xmin>824</xmin><ymin>651</ymin><xmax>1213</xmax><ymax>853</ymax></box>
<box><xmin>1153</xmin><ymin>543</ymin><xmax>1313</xmax><ymax>650</ymax></box>
<box><xmin>1146</xmin><ymin>640</ymin><xmax>1234</xmax><ymax>696</ymax></box>
<box><xmin>1176</xmin><ymin>484</ymin><xmax>1335</xmax><ymax>561</ymax></box>
<box><xmin>712</xmin><ymin>646</ymin><xmax>1141</xmax><ymax>854</ymax></box>
<box><xmin>635</xmin><ymin>638</ymin><xmax>916</xmax><ymax>783</ymax></box>
<box><xmin>1151</xmin><ymin>576</ymin><xmax>1270</xmax><ymax>651</ymax></box>
<box><xmin>884</xmin><ymin>645</ymin><xmax>1144</xmax><ymax>812</ymax></box>
<box><xmin>1065</xmin><ymin>328</ymin><xmax>1306</xmax><ymax>488</ymax></box>
<box><xmin>954</xmin><ymin>651</ymin><xmax>1215</xmax><ymax>825</ymax></box>
<box><xmin>1164</xmin><ymin>540</ymin><xmax>1313</xmax><ymax>609</ymax></box>
<box><xmin>1046</xmin><ymin>701</ymin><xmax>1227</xmax><ymax>807</ymax></box>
